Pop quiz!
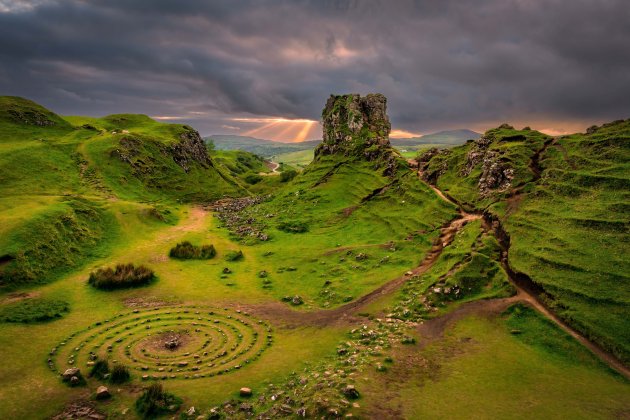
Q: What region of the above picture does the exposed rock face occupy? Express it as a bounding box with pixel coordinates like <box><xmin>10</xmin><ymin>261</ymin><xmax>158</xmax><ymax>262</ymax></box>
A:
<box><xmin>112</xmin><ymin>127</ymin><xmax>213</xmax><ymax>173</ymax></box>
<box><xmin>8</xmin><ymin>109</ymin><xmax>56</xmax><ymax>126</ymax></box>
<box><xmin>461</xmin><ymin>134</ymin><xmax>514</xmax><ymax>197</ymax></box>
<box><xmin>417</xmin><ymin>147</ymin><xmax>451</xmax><ymax>184</ymax></box>
<box><xmin>314</xmin><ymin>93</ymin><xmax>398</xmax><ymax>174</ymax></box>
<box><xmin>172</xmin><ymin>128</ymin><xmax>213</xmax><ymax>172</ymax></box>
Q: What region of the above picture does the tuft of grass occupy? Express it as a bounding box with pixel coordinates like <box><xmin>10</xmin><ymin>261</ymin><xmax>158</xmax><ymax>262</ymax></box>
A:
<box><xmin>88</xmin><ymin>263</ymin><xmax>155</xmax><ymax>290</ymax></box>
<box><xmin>135</xmin><ymin>383</ymin><xmax>181</xmax><ymax>419</ymax></box>
<box><xmin>109</xmin><ymin>364</ymin><xmax>131</xmax><ymax>384</ymax></box>
<box><xmin>168</xmin><ymin>241</ymin><xmax>216</xmax><ymax>260</ymax></box>
<box><xmin>89</xmin><ymin>359</ymin><xmax>109</xmax><ymax>380</ymax></box>
<box><xmin>0</xmin><ymin>298</ymin><xmax>69</xmax><ymax>323</ymax></box>
<box><xmin>277</xmin><ymin>220</ymin><xmax>309</xmax><ymax>233</ymax></box>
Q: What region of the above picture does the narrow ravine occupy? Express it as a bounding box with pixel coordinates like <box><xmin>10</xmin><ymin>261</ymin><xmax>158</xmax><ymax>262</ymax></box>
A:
<box><xmin>413</xmin><ymin>154</ymin><xmax>630</xmax><ymax>380</ymax></box>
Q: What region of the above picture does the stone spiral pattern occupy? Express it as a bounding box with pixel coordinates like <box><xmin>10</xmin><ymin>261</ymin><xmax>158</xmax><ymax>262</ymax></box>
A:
<box><xmin>47</xmin><ymin>306</ymin><xmax>273</xmax><ymax>381</ymax></box>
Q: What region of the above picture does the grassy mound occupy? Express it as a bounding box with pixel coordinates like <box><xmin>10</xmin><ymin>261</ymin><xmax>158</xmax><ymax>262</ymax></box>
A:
<box><xmin>0</xmin><ymin>298</ymin><xmax>69</xmax><ymax>323</ymax></box>
<box><xmin>0</xmin><ymin>198</ymin><xmax>116</xmax><ymax>289</ymax></box>
<box><xmin>88</xmin><ymin>263</ymin><xmax>155</xmax><ymax>290</ymax></box>
<box><xmin>169</xmin><ymin>241</ymin><xmax>216</xmax><ymax>260</ymax></box>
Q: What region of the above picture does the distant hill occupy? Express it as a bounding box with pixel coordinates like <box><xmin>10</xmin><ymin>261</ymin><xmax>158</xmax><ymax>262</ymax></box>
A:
<box><xmin>208</xmin><ymin>129</ymin><xmax>480</xmax><ymax>159</ymax></box>
<box><xmin>206</xmin><ymin>134</ymin><xmax>320</xmax><ymax>157</ymax></box>
<box><xmin>391</xmin><ymin>129</ymin><xmax>480</xmax><ymax>147</ymax></box>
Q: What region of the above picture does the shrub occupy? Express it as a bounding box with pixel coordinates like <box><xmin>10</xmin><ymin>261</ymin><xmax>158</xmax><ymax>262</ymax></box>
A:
<box><xmin>169</xmin><ymin>241</ymin><xmax>216</xmax><ymax>260</ymax></box>
<box><xmin>224</xmin><ymin>250</ymin><xmax>244</xmax><ymax>261</ymax></box>
<box><xmin>89</xmin><ymin>359</ymin><xmax>109</xmax><ymax>380</ymax></box>
<box><xmin>0</xmin><ymin>298</ymin><xmax>69</xmax><ymax>323</ymax></box>
<box><xmin>110</xmin><ymin>364</ymin><xmax>131</xmax><ymax>383</ymax></box>
<box><xmin>88</xmin><ymin>264</ymin><xmax>155</xmax><ymax>290</ymax></box>
<box><xmin>244</xmin><ymin>173</ymin><xmax>263</xmax><ymax>184</ymax></box>
<box><xmin>280</xmin><ymin>169</ymin><xmax>297</xmax><ymax>182</ymax></box>
<box><xmin>277</xmin><ymin>221</ymin><xmax>309</xmax><ymax>233</ymax></box>
<box><xmin>135</xmin><ymin>383</ymin><xmax>182</xmax><ymax>419</ymax></box>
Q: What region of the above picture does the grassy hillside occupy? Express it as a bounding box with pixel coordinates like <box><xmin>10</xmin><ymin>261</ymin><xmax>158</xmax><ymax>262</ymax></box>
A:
<box><xmin>215</xmin><ymin>153</ymin><xmax>457</xmax><ymax>306</ymax></box>
<box><xmin>419</xmin><ymin>121</ymin><xmax>630</xmax><ymax>363</ymax></box>
<box><xmin>0</xmin><ymin>96</ymin><xmax>245</xmax><ymax>289</ymax></box>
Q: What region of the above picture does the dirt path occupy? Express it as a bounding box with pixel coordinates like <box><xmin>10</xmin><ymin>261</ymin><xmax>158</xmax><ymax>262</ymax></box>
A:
<box><xmin>260</xmin><ymin>160</ymin><xmax>280</xmax><ymax>175</ymax></box>
<box><xmin>174</xmin><ymin>206</ymin><xmax>208</xmax><ymax>233</ymax></box>
<box><xmin>242</xmin><ymin>212</ymin><xmax>480</xmax><ymax>327</ymax></box>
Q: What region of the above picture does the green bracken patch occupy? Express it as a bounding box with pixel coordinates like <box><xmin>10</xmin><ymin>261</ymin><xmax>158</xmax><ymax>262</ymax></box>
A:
<box><xmin>168</xmin><ymin>241</ymin><xmax>216</xmax><ymax>260</ymax></box>
<box><xmin>88</xmin><ymin>263</ymin><xmax>155</xmax><ymax>290</ymax></box>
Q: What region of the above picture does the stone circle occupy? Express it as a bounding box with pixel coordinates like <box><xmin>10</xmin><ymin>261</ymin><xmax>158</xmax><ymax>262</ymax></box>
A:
<box><xmin>47</xmin><ymin>306</ymin><xmax>273</xmax><ymax>381</ymax></box>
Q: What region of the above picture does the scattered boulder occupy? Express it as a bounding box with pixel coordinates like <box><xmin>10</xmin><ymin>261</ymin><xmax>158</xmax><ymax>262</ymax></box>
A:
<box><xmin>291</xmin><ymin>295</ymin><xmax>304</xmax><ymax>306</ymax></box>
<box><xmin>95</xmin><ymin>386</ymin><xmax>110</xmax><ymax>400</ymax></box>
<box><xmin>240</xmin><ymin>387</ymin><xmax>253</xmax><ymax>397</ymax></box>
<box><xmin>342</xmin><ymin>384</ymin><xmax>360</xmax><ymax>399</ymax></box>
<box><xmin>62</xmin><ymin>367</ymin><xmax>81</xmax><ymax>381</ymax></box>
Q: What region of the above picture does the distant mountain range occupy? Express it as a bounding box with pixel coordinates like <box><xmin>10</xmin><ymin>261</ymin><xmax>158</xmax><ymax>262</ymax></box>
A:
<box><xmin>206</xmin><ymin>129</ymin><xmax>480</xmax><ymax>157</ymax></box>
<box><xmin>390</xmin><ymin>129</ymin><xmax>480</xmax><ymax>147</ymax></box>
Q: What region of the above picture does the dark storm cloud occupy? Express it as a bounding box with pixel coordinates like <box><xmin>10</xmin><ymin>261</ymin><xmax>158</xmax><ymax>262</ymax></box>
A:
<box><xmin>0</xmin><ymin>0</ymin><xmax>629</xmax><ymax>135</ymax></box>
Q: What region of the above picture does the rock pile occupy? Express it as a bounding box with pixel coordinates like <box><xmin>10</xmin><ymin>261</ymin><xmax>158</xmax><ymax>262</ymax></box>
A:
<box><xmin>164</xmin><ymin>336</ymin><xmax>180</xmax><ymax>350</ymax></box>
<box><xmin>211</xmin><ymin>196</ymin><xmax>271</xmax><ymax>241</ymax></box>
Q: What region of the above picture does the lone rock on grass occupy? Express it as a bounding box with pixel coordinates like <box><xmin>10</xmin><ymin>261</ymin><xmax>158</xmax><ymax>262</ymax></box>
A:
<box><xmin>95</xmin><ymin>385</ymin><xmax>110</xmax><ymax>400</ymax></box>
<box><xmin>240</xmin><ymin>387</ymin><xmax>252</xmax><ymax>397</ymax></box>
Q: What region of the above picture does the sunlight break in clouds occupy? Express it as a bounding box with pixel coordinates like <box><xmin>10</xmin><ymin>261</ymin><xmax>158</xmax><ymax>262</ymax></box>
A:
<box><xmin>233</xmin><ymin>117</ymin><xmax>319</xmax><ymax>143</ymax></box>
<box><xmin>390</xmin><ymin>129</ymin><xmax>421</xmax><ymax>138</ymax></box>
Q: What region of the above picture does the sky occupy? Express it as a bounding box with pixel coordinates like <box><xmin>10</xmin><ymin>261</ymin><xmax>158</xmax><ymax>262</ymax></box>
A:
<box><xmin>1</xmin><ymin>0</ymin><xmax>629</xmax><ymax>142</ymax></box>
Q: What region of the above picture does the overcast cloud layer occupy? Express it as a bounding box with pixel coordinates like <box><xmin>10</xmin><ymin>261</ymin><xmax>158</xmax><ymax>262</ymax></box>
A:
<box><xmin>1</xmin><ymin>0</ymin><xmax>629</xmax><ymax>139</ymax></box>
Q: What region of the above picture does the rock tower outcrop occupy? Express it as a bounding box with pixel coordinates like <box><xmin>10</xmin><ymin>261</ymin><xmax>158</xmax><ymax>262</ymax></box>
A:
<box><xmin>314</xmin><ymin>93</ymin><xmax>398</xmax><ymax>174</ymax></box>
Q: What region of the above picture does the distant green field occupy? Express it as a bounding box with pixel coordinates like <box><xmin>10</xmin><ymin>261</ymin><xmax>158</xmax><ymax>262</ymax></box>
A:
<box><xmin>274</xmin><ymin>148</ymin><xmax>314</xmax><ymax>168</ymax></box>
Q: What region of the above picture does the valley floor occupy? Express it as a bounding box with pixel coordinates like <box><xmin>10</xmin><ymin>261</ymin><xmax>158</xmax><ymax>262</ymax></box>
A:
<box><xmin>0</xmin><ymin>176</ymin><xmax>628</xmax><ymax>419</ymax></box>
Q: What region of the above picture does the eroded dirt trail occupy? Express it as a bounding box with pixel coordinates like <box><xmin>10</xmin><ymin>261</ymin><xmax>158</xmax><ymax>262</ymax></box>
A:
<box><xmin>243</xmin><ymin>211</ymin><xmax>480</xmax><ymax>327</ymax></box>
<box><xmin>412</xmin><ymin>157</ymin><xmax>630</xmax><ymax>379</ymax></box>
